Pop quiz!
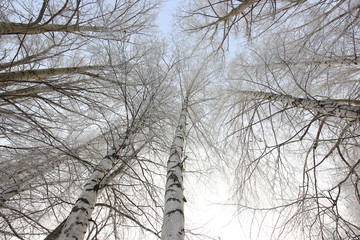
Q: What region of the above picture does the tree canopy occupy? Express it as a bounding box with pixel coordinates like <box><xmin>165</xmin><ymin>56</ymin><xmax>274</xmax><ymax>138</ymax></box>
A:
<box><xmin>0</xmin><ymin>0</ymin><xmax>359</xmax><ymax>239</ymax></box>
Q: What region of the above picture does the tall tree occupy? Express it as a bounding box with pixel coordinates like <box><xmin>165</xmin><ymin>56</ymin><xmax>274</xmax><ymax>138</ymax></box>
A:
<box><xmin>161</xmin><ymin>96</ymin><xmax>188</xmax><ymax>240</ymax></box>
<box><xmin>178</xmin><ymin>0</ymin><xmax>360</xmax><ymax>236</ymax></box>
<box><xmin>0</xmin><ymin>1</ymin><xmax>164</xmax><ymax>238</ymax></box>
<box><xmin>58</xmin><ymin>113</ymin><xmax>149</xmax><ymax>240</ymax></box>
<box><xmin>218</xmin><ymin>24</ymin><xmax>360</xmax><ymax>237</ymax></box>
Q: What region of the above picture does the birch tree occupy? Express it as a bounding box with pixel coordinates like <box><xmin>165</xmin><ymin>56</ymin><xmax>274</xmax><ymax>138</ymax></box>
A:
<box><xmin>176</xmin><ymin>0</ymin><xmax>360</xmax><ymax>234</ymax></box>
<box><xmin>161</xmin><ymin>97</ymin><xmax>188</xmax><ymax>240</ymax></box>
<box><xmin>156</xmin><ymin>37</ymin><xmax>226</xmax><ymax>239</ymax></box>
<box><xmin>220</xmin><ymin>90</ymin><xmax>360</xmax><ymax>238</ymax></box>
<box><xmin>0</xmin><ymin>0</ymin><xmax>158</xmax><ymax>36</ymax></box>
<box><xmin>0</xmin><ymin>0</ymin><xmax>159</xmax><ymax>157</ymax></box>
<box><xmin>0</xmin><ymin>42</ymin><xmax>175</xmax><ymax>239</ymax></box>
<box><xmin>182</xmin><ymin>0</ymin><xmax>359</xmax><ymax>48</ymax></box>
<box><xmin>58</xmin><ymin>117</ymin><xmax>147</xmax><ymax>240</ymax></box>
<box><xmin>2</xmin><ymin>0</ymin><xmax>359</xmax><ymax>239</ymax></box>
<box><xmin>238</xmin><ymin>90</ymin><xmax>360</xmax><ymax>121</ymax></box>
<box><xmin>217</xmin><ymin>22</ymin><xmax>360</xmax><ymax>238</ymax></box>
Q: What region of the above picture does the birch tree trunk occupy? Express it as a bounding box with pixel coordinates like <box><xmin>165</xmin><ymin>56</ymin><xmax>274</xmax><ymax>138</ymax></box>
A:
<box><xmin>0</xmin><ymin>79</ymin><xmax>88</xmax><ymax>102</ymax></box>
<box><xmin>0</xmin><ymin>63</ymin><xmax>127</xmax><ymax>88</ymax></box>
<box><xmin>0</xmin><ymin>22</ymin><xmax>109</xmax><ymax>35</ymax></box>
<box><xmin>161</xmin><ymin>98</ymin><xmax>188</xmax><ymax>240</ymax></box>
<box><xmin>58</xmin><ymin>153</ymin><xmax>115</xmax><ymax>240</ymax></box>
<box><xmin>236</xmin><ymin>58</ymin><xmax>360</xmax><ymax>68</ymax></box>
<box><xmin>45</xmin><ymin>144</ymin><xmax>144</xmax><ymax>240</ymax></box>
<box><xmin>58</xmin><ymin>133</ymin><xmax>133</xmax><ymax>240</ymax></box>
<box><xmin>240</xmin><ymin>91</ymin><xmax>360</xmax><ymax>121</ymax></box>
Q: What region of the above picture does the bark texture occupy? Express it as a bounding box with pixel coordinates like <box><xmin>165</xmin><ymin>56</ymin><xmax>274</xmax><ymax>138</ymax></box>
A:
<box><xmin>238</xmin><ymin>58</ymin><xmax>359</xmax><ymax>68</ymax></box>
<box><xmin>0</xmin><ymin>22</ymin><xmax>108</xmax><ymax>35</ymax></box>
<box><xmin>241</xmin><ymin>91</ymin><xmax>360</xmax><ymax>120</ymax></box>
<box><xmin>161</xmin><ymin>99</ymin><xmax>188</xmax><ymax>240</ymax></box>
<box><xmin>57</xmin><ymin>113</ymin><xmax>150</xmax><ymax>240</ymax></box>
<box><xmin>58</xmin><ymin>144</ymin><xmax>126</xmax><ymax>240</ymax></box>
<box><xmin>0</xmin><ymin>79</ymin><xmax>87</xmax><ymax>102</ymax></box>
<box><xmin>0</xmin><ymin>64</ymin><xmax>126</xmax><ymax>88</ymax></box>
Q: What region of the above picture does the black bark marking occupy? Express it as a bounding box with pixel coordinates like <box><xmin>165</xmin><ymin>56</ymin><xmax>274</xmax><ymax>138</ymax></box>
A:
<box><xmin>168</xmin><ymin>183</ymin><xmax>181</xmax><ymax>189</ymax></box>
<box><xmin>72</xmin><ymin>206</ymin><xmax>88</xmax><ymax>215</ymax></box>
<box><xmin>75</xmin><ymin>221</ymin><xmax>88</xmax><ymax>226</ymax></box>
<box><xmin>166</xmin><ymin>209</ymin><xmax>184</xmax><ymax>216</ymax></box>
<box><xmin>168</xmin><ymin>173</ymin><xmax>179</xmax><ymax>182</ymax></box>
<box><xmin>76</xmin><ymin>197</ymin><xmax>90</xmax><ymax>204</ymax></box>
<box><xmin>4</xmin><ymin>189</ymin><xmax>17</xmax><ymax>194</ymax></box>
<box><xmin>167</xmin><ymin>197</ymin><xmax>181</xmax><ymax>202</ymax></box>
<box><xmin>85</xmin><ymin>184</ymin><xmax>99</xmax><ymax>192</ymax></box>
<box><xmin>170</xmin><ymin>162</ymin><xmax>182</xmax><ymax>169</ymax></box>
<box><xmin>105</xmin><ymin>152</ymin><xmax>119</xmax><ymax>160</ymax></box>
<box><xmin>94</xmin><ymin>168</ymin><xmax>105</xmax><ymax>174</ymax></box>
<box><xmin>165</xmin><ymin>189</ymin><xmax>175</xmax><ymax>194</ymax></box>
<box><xmin>169</xmin><ymin>152</ymin><xmax>181</xmax><ymax>159</ymax></box>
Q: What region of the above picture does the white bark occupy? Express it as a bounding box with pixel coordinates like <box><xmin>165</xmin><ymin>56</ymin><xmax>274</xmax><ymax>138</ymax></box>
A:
<box><xmin>58</xmin><ymin>133</ymin><xmax>132</xmax><ymax>240</ymax></box>
<box><xmin>0</xmin><ymin>22</ymin><xmax>109</xmax><ymax>35</ymax></box>
<box><xmin>57</xmin><ymin>110</ymin><xmax>151</xmax><ymax>240</ymax></box>
<box><xmin>0</xmin><ymin>63</ymin><xmax>128</xmax><ymax>88</ymax></box>
<box><xmin>0</xmin><ymin>79</ymin><xmax>88</xmax><ymax>102</ymax></box>
<box><xmin>161</xmin><ymin>99</ymin><xmax>188</xmax><ymax>240</ymax></box>
<box><xmin>240</xmin><ymin>91</ymin><xmax>360</xmax><ymax>121</ymax></box>
<box><xmin>46</xmin><ymin>146</ymin><xmax>142</xmax><ymax>240</ymax></box>
<box><xmin>237</xmin><ymin>58</ymin><xmax>359</xmax><ymax>68</ymax></box>
<box><xmin>58</xmin><ymin>155</ymin><xmax>114</xmax><ymax>240</ymax></box>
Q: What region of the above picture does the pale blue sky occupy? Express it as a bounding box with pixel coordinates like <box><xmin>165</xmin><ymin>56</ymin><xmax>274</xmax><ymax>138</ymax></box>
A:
<box><xmin>156</xmin><ymin>0</ymin><xmax>180</xmax><ymax>34</ymax></box>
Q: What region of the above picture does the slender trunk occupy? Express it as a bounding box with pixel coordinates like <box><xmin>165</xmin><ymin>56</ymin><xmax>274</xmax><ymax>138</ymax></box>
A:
<box><xmin>238</xmin><ymin>58</ymin><xmax>359</xmax><ymax>68</ymax></box>
<box><xmin>321</xmin><ymin>98</ymin><xmax>360</xmax><ymax>107</ymax></box>
<box><xmin>44</xmin><ymin>218</ymin><xmax>68</xmax><ymax>240</ymax></box>
<box><xmin>161</xmin><ymin>99</ymin><xmax>188</xmax><ymax>240</ymax></box>
<box><xmin>0</xmin><ymin>63</ymin><xmax>126</xmax><ymax>88</ymax></box>
<box><xmin>283</xmin><ymin>58</ymin><xmax>359</xmax><ymax>66</ymax></box>
<box><xmin>58</xmin><ymin>146</ymin><xmax>126</xmax><ymax>240</ymax></box>
<box><xmin>58</xmin><ymin>115</ymin><xmax>148</xmax><ymax>240</ymax></box>
<box><xmin>0</xmin><ymin>22</ymin><xmax>109</xmax><ymax>35</ymax></box>
<box><xmin>44</xmin><ymin>145</ymin><xmax>143</xmax><ymax>240</ymax></box>
<box><xmin>240</xmin><ymin>91</ymin><xmax>360</xmax><ymax>120</ymax></box>
<box><xmin>0</xmin><ymin>79</ymin><xmax>88</xmax><ymax>101</ymax></box>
